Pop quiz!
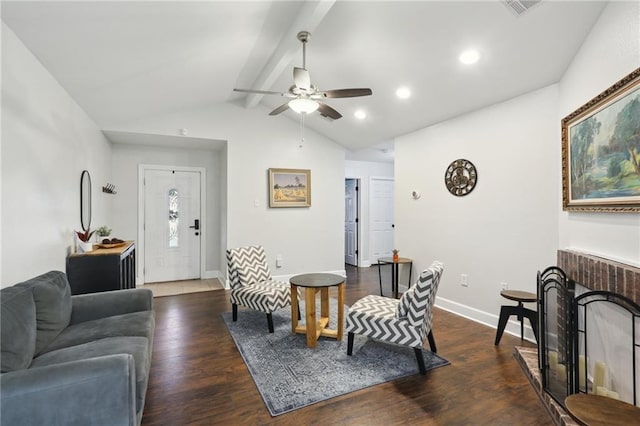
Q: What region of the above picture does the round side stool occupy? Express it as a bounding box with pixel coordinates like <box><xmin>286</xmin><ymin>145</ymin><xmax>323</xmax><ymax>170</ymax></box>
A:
<box><xmin>494</xmin><ymin>290</ymin><xmax>538</xmax><ymax>345</ymax></box>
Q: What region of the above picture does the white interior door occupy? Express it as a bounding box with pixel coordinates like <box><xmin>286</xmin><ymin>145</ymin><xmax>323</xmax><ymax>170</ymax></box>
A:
<box><xmin>370</xmin><ymin>177</ymin><xmax>394</xmax><ymax>261</ymax></box>
<box><xmin>144</xmin><ymin>169</ymin><xmax>201</xmax><ymax>283</ymax></box>
<box><xmin>345</xmin><ymin>179</ymin><xmax>358</xmax><ymax>266</ymax></box>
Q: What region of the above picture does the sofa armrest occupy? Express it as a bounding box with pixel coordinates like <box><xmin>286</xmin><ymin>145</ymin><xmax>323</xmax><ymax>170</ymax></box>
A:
<box><xmin>1</xmin><ymin>355</ymin><xmax>137</xmax><ymax>426</ymax></box>
<box><xmin>71</xmin><ymin>288</ymin><xmax>153</xmax><ymax>324</ymax></box>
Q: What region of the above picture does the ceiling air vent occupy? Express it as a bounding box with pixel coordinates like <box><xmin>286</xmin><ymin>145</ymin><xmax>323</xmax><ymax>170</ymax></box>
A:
<box><xmin>502</xmin><ymin>0</ymin><xmax>542</xmax><ymax>16</ymax></box>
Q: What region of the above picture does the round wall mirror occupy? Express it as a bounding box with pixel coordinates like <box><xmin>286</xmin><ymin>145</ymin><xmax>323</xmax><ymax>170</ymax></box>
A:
<box><xmin>80</xmin><ymin>170</ymin><xmax>92</xmax><ymax>231</ymax></box>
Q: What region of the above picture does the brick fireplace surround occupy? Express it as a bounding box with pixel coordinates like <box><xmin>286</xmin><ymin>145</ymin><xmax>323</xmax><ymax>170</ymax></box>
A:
<box><xmin>514</xmin><ymin>249</ymin><xmax>640</xmax><ymax>426</ymax></box>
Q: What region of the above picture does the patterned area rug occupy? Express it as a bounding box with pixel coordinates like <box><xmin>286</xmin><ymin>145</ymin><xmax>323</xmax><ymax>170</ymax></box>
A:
<box><xmin>222</xmin><ymin>304</ymin><xmax>450</xmax><ymax>416</ymax></box>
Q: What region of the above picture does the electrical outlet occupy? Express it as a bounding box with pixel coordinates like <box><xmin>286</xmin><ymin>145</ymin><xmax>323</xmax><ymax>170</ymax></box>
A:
<box><xmin>461</xmin><ymin>274</ymin><xmax>468</xmax><ymax>287</ymax></box>
<box><xmin>275</xmin><ymin>255</ymin><xmax>283</xmax><ymax>268</ymax></box>
<box><xmin>501</xmin><ymin>282</ymin><xmax>508</xmax><ymax>291</ymax></box>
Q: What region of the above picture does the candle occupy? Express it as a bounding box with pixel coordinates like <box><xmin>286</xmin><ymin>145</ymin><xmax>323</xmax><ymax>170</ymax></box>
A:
<box><xmin>548</xmin><ymin>351</ymin><xmax>558</xmax><ymax>370</ymax></box>
<box><xmin>556</xmin><ymin>364</ymin><xmax>566</xmax><ymax>380</ymax></box>
<box><xmin>578</xmin><ymin>355</ymin><xmax>587</xmax><ymax>389</ymax></box>
<box><xmin>593</xmin><ymin>361</ymin><xmax>606</xmax><ymax>393</ymax></box>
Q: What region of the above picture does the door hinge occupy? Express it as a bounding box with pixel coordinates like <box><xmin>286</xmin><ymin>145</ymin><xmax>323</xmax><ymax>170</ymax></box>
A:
<box><xmin>355</xmin><ymin>218</ymin><xmax>359</xmax><ymax>223</ymax></box>
<box><xmin>355</xmin><ymin>249</ymin><xmax>359</xmax><ymax>255</ymax></box>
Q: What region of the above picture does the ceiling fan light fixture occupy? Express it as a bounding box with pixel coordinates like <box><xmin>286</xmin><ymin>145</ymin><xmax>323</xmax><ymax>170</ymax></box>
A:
<box><xmin>289</xmin><ymin>98</ymin><xmax>319</xmax><ymax>114</ymax></box>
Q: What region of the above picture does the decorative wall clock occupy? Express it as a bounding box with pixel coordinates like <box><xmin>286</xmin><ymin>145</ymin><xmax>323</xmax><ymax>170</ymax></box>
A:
<box><xmin>444</xmin><ymin>159</ymin><xmax>477</xmax><ymax>196</ymax></box>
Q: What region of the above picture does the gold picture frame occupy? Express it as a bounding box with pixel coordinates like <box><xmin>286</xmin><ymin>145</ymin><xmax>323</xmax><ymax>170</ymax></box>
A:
<box><xmin>562</xmin><ymin>68</ymin><xmax>640</xmax><ymax>212</ymax></box>
<box><xmin>268</xmin><ymin>168</ymin><xmax>311</xmax><ymax>208</ymax></box>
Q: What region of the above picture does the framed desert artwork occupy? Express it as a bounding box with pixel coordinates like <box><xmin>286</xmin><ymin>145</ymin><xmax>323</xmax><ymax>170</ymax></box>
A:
<box><xmin>268</xmin><ymin>168</ymin><xmax>311</xmax><ymax>208</ymax></box>
<box><xmin>562</xmin><ymin>68</ymin><xmax>640</xmax><ymax>212</ymax></box>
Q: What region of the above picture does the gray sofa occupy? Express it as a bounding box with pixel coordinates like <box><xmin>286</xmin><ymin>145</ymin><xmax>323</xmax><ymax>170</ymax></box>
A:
<box><xmin>1</xmin><ymin>271</ymin><xmax>155</xmax><ymax>426</ymax></box>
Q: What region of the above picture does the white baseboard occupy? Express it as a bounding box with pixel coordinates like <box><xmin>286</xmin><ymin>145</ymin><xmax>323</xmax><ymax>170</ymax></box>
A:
<box><xmin>435</xmin><ymin>296</ymin><xmax>537</xmax><ymax>343</ymax></box>
<box><xmin>220</xmin><ymin>269</ymin><xmax>348</xmax><ymax>291</ymax></box>
<box><xmin>203</xmin><ymin>270</ymin><xmax>219</xmax><ymax>279</ymax></box>
<box><xmin>272</xmin><ymin>269</ymin><xmax>347</xmax><ymax>282</ymax></box>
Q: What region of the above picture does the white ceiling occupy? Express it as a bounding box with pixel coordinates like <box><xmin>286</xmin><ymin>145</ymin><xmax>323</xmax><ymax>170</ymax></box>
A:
<box><xmin>2</xmin><ymin>1</ymin><xmax>607</xmax><ymax>158</ymax></box>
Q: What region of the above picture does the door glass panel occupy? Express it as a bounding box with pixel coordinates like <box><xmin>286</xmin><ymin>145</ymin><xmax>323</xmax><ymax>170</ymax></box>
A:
<box><xmin>168</xmin><ymin>188</ymin><xmax>179</xmax><ymax>248</ymax></box>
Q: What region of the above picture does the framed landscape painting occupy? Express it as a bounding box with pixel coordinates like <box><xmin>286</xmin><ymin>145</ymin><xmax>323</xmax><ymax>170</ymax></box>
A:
<box><xmin>268</xmin><ymin>168</ymin><xmax>311</xmax><ymax>208</ymax></box>
<box><xmin>562</xmin><ymin>68</ymin><xmax>640</xmax><ymax>212</ymax></box>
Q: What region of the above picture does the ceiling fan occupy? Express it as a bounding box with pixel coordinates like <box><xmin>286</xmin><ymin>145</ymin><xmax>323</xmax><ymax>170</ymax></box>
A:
<box><xmin>234</xmin><ymin>31</ymin><xmax>372</xmax><ymax>120</ymax></box>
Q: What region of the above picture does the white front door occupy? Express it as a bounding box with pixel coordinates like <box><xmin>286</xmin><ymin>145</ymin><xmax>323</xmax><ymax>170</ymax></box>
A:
<box><xmin>144</xmin><ymin>169</ymin><xmax>201</xmax><ymax>283</ymax></box>
<box><xmin>345</xmin><ymin>179</ymin><xmax>358</xmax><ymax>266</ymax></box>
<box><xmin>370</xmin><ymin>177</ymin><xmax>394</xmax><ymax>261</ymax></box>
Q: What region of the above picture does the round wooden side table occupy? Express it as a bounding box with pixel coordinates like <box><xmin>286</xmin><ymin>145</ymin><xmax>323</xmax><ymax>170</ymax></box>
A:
<box><xmin>494</xmin><ymin>290</ymin><xmax>538</xmax><ymax>345</ymax></box>
<box><xmin>565</xmin><ymin>394</ymin><xmax>640</xmax><ymax>426</ymax></box>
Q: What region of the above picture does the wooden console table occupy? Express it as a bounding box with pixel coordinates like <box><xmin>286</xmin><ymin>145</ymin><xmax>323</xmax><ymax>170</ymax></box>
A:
<box><xmin>66</xmin><ymin>241</ymin><xmax>136</xmax><ymax>294</ymax></box>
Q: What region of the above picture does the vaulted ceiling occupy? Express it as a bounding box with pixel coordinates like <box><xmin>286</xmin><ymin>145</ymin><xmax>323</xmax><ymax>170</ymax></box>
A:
<box><xmin>2</xmin><ymin>1</ymin><xmax>607</xmax><ymax>158</ymax></box>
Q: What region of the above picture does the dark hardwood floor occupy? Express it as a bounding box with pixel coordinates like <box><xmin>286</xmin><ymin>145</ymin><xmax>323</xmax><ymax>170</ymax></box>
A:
<box><xmin>142</xmin><ymin>265</ymin><xmax>551</xmax><ymax>425</ymax></box>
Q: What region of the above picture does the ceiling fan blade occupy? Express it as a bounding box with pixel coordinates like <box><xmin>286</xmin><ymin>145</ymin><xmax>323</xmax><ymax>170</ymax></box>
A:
<box><xmin>293</xmin><ymin>67</ymin><xmax>311</xmax><ymax>91</ymax></box>
<box><xmin>234</xmin><ymin>88</ymin><xmax>286</xmax><ymax>96</ymax></box>
<box><xmin>320</xmin><ymin>88</ymin><xmax>373</xmax><ymax>98</ymax></box>
<box><xmin>317</xmin><ymin>102</ymin><xmax>342</xmax><ymax>120</ymax></box>
<box><xmin>269</xmin><ymin>103</ymin><xmax>290</xmax><ymax>116</ymax></box>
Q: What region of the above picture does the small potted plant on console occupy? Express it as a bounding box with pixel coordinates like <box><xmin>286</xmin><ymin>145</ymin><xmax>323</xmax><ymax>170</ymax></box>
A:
<box><xmin>75</xmin><ymin>229</ymin><xmax>95</xmax><ymax>253</ymax></box>
<box><xmin>96</xmin><ymin>225</ymin><xmax>112</xmax><ymax>242</ymax></box>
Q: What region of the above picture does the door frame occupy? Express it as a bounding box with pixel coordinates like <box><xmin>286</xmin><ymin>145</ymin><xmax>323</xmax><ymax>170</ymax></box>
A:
<box><xmin>344</xmin><ymin>177</ymin><xmax>361</xmax><ymax>267</ymax></box>
<box><xmin>137</xmin><ymin>164</ymin><xmax>207</xmax><ymax>285</ymax></box>
<box><xmin>345</xmin><ymin>176</ymin><xmax>364</xmax><ymax>267</ymax></box>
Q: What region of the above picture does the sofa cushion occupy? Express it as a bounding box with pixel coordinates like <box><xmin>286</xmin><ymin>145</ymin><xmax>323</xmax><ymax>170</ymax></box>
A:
<box><xmin>1</xmin><ymin>285</ymin><xmax>37</xmax><ymax>372</ymax></box>
<box><xmin>31</xmin><ymin>336</ymin><xmax>150</xmax><ymax>413</ymax></box>
<box><xmin>43</xmin><ymin>311</ymin><xmax>155</xmax><ymax>354</ymax></box>
<box><xmin>16</xmin><ymin>271</ymin><xmax>72</xmax><ymax>355</ymax></box>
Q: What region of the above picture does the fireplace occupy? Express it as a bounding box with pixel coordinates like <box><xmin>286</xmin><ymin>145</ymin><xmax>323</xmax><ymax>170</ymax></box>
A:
<box><xmin>538</xmin><ymin>250</ymin><xmax>640</xmax><ymax>410</ymax></box>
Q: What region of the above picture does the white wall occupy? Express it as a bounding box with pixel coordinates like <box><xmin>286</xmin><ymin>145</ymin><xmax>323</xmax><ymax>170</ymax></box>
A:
<box><xmin>393</xmin><ymin>0</ymin><xmax>640</xmax><ymax>337</ymax></box>
<box><xmin>345</xmin><ymin>160</ymin><xmax>394</xmax><ymax>266</ymax></box>
<box><xmin>558</xmin><ymin>1</ymin><xmax>640</xmax><ymax>266</ymax></box>
<box><xmin>395</xmin><ymin>85</ymin><xmax>559</xmax><ymax>332</ymax></box>
<box><xmin>1</xmin><ymin>22</ymin><xmax>112</xmax><ymax>286</ymax></box>
<box><xmin>110</xmin><ymin>143</ymin><xmax>224</xmax><ymax>280</ymax></box>
<box><xmin>110</xmin><ymin>102</ymin><xmax>346</xmax><ymax>280</ymax></box>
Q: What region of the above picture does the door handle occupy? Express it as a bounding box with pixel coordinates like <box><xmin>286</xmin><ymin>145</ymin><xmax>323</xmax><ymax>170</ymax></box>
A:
<box><xmin>189</xmin><ymin>219</ymin><xmax>200</xmax><ymax>230</ymax></box>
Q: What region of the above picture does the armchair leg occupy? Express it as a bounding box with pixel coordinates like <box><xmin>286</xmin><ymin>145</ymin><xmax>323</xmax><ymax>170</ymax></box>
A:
<box><xmin>427</xmin><ymin>330</ymin><xmax>437</xmax><ymax>353</ymax></box>
<box><xmin>414</xmin><ymin>347</ymin><xmax>427</xmax><ymax>375</ymax></box>
<box><xmin>267</xmin><ymin>313</ymin><xmax>274</xmax><ymax>333</ymax></box>
<box><xmin>232</xmin><ymin>304</ymin><xmax>238</xmax><ymax>322</ymax></box>
<box><xmin>347</xmin><ymin>332</ymin><xmax>354</xmax><ymax>355</ymax></box>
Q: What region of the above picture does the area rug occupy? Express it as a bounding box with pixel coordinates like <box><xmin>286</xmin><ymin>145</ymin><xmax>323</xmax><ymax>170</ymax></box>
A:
<box><xmin>221</xmin><ymin>304</ymin><xmax>450</xmax><ymax>416</ymax></box>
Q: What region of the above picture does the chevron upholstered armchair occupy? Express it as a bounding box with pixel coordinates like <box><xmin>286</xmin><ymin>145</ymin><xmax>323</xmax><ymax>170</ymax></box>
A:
<box><xmin>226</xmin><ymin>245</ymin><xmax>293</xmax><ymax>333</ymax></box>
<box><xmin>346</xmin><ymin>261</ymin><xmax>444</xmax><ymax>374</ymax></box>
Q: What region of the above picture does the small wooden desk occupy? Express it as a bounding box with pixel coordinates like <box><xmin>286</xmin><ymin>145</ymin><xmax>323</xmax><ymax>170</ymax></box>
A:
<box><xmin>377</xmin><ymin>257</ymin><xmax>412</xmax><ymax>299</ymax></box>
<box><xmin>290</xmin><ymin>273</ymin><xmax>345</xmax><ymax>348</ymax></box>
<box><xmin>565</xmin><ymin>394</ymin><xmax>640</xmax><ymax>426</ymax></box>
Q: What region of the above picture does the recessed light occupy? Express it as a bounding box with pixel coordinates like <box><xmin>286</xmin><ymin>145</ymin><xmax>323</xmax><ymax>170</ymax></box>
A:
<box><xmin>459</xmin><ymin>49</ymin><xmax>480</xmax><ymax>65</ymax></box>
<box><xmin>354</xmin><ymin>110</ymin><xmax>367</xmax><ymax>120</ymax></box>
<box><xmin>396</xmin><ymin>86</ymin><xmax>411</xmax><ymax>99</ymax></box>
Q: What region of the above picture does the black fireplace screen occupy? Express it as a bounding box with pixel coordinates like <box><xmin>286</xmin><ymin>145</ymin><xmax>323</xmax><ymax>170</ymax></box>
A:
<box><xmin>538</xmin><ymin>266</ymin><xmax>573</xmax><ymax>406</ymax></box>
<box><xmin>538</xmin><ymin>266</ymin><xmax>640</xmax><ymax>408</ymax></box>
